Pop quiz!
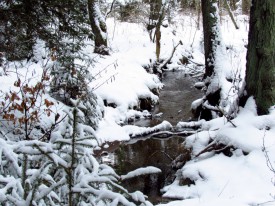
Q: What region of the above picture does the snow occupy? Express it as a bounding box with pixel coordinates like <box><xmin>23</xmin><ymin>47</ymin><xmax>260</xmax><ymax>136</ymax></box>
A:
<box><xmin>1</xmin><ymin>7</ymin><xmax>275</xmax><ymax>206</ymax></box>
<box><xmin>123</xmin><ymin>121</ymin><xmax>172</xmax><ymax>137</ymax></box>
<box><xmin>121</xmin><ymin>166</ymin><xmax>162</xmax><ymax>180</ymax></box>
<box><xmin>160</xmin><ymin>98</ymin><xmax>275</xmax><ymax>206</ymax></box>
<box><xmin>97</xmin><ymin>13</ymin><xmax>275</xmax><ymax>206</ymax></box>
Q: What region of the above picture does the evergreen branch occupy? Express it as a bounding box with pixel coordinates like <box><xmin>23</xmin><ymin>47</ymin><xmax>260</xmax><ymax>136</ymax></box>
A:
<box><xmin>33</xmin><ymin>144</ymin><xmax>69</xmax><ymax>170</ymax></box>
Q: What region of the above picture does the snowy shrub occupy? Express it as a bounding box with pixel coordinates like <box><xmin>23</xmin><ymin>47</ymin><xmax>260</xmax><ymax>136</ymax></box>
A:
<box><xmin>49</xmin><ymin>40</ymin><xmax>103</xmax><ymax>129</ymax></box>
<box><xmin>0</xmin><ymin>96</ymin><xmax>152</xmax><ymax>206</ymax></box>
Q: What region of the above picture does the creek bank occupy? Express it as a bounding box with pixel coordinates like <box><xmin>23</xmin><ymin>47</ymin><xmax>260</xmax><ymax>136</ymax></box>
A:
<box><xmin>97</xmin><ymin>70</ymin><xmax>203</xmax><ymax>204</ymax></box>
<box><xmin>131</xmin><ymin>70</ymin><xmax>203</xmax><ymax>127</ymax></box>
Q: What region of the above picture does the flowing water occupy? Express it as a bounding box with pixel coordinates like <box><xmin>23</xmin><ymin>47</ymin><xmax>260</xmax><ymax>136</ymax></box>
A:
<box><xmin>134</xmin><ymin>70</ymin><xmax>202</xmax><ymax>127</ymax></box>
<box><xmin>98</xmin><ymin>71</ymin><xmax>202</xmax><ymax>204</ymax></box>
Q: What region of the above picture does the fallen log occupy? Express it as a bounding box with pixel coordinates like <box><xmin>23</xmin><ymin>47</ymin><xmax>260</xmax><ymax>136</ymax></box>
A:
<box><xmin>151</xmin><ymin>130</ymin><xmax>198</xmax><ymax>139</ymax></box>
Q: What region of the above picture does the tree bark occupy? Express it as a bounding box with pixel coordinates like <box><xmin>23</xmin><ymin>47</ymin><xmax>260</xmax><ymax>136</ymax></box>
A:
<box><xmin>201</xmin><ymin>0</ymin><xmax>220</xmax><ymax>78</ymax></box>
<box><xmin>245</xmin><ymin>0</ymin><xmax>275</xmax><ymax>114</ymax></box>
<box><xmin>148</xmin><ymin>0</ymin><xmax>162</xmax><ymax>41</ymax></box>
<box><xmin>198</xmin><ymin>0</ymin><xmax>223</xmax><ymax>120</ymax></box>
<box><xmin>196</xmin><ymin>0</ymin><xmax>201</xmax><ymax>30</ymax></box>
<box><xmin>155</xmin><ymin>27</ymin><xmax>161</xmax><ymax>62</ymax></box>
<box><xmin>149</xmin><ymin>0</ymin><xmax>162</xmax><ymax>21</ymax></box>
<box><xmin>230</xmin><ymin>0</ymin><xmax>237</xmax><ymax>10</ymax></box>
<box><xmin>242</xmin><ymin>0</ymin><xmax>251</xmax><ymax>15</ymax></box>
<box><xmin>88</xmin><ymin>0</ymin><xmax>109</xmax><ymax>55</ymax></box>
<box><xmin>155</xmin><ymin>5</ymin><xmax>165</xmax><ymax>62</ymax></box>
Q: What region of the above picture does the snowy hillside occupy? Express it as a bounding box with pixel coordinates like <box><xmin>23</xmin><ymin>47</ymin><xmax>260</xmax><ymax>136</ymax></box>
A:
<box><xmin>1</xmin><ymin>9</ymin><xmax>275</xmax><ymax>206</ymax></box>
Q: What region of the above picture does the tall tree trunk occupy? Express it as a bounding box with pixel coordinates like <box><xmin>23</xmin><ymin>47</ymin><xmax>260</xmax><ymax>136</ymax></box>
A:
<box><xmin>224</xmin><ymin>0</ymin><xmax>239</xmax><ymax>29</ymax></box>
<box><xmin>196</xmin><ymin>0</ymin><xmax>201</xmax><ymax>30</ymax></box>
<box><xmin>148</xmin><ymin>0</ymin><xmax>162</xmax><ymax>41</ymax></box>
<box><xmin>242</xmin><ymin>0</ymin><xmax>251</xmax><ymax>15</ymax></box>
<box><xmin>88</xmin><ymin>0</ymin><xmax>109</xmax><ymax>55</ymax></box>
<box><xmin>149</xmin><ymin>0</ymin><xmax>162</xmax><ymax>21</ymax></box>
<box><xmin>155</xmin><ymin>5</ymin><xmax>165</xmax><ymax>62</ymax></box>
<box><xmin>245</xmin><ymin>0</ymin><xmax>275</xmax><ymax>114</ymax></box>
<box><xmin>201</xmin><ymin>0</ymin><xmax>220</xmax><ymax>78</ymax></box>
<box><xmin>155</xmin><ymin>26</ymin><xmax>161</xmax><ymax>62</ymax></box>
<box><xmin>198</xmin><ymin>0</ymin><xmax>223</xmax><ymax>120</ymax></box>
<box><xmin>230</xmin><ymin>0</ymin><xmax>237</xmax><ymax>10</ymax></box>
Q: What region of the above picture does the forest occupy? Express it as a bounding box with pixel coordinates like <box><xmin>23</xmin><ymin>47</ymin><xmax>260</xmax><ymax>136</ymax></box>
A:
<box><xmin>0</xmin><ymin>0</ymin><xmax>275</xmax><ymax>205</ymax></box>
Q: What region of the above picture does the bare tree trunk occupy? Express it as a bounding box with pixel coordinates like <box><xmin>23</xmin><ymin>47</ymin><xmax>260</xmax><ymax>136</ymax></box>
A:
<box><xmin>150</xmin><ymin>0</ymin><xmax>165</xmax><ymax>62</ymax></box>
<box><xmin>224</xmin><ymin>0</ymin><xmax>239</xmax><ymax>29</ymax></box>
<box><xmin>199</xmin><ymin>0</ymin><xmax>223</xmax><ymax>119</ymax></box>
<box><xmin>149</xmin><ymin>0</ymin><xmax>162</xmax><ymax>21</ymax></box>
<box><xmin>245</xmin><ymin>0</ymin><xmax>275</xmax><ymax>114</ymax></box>
<box><xmin>201</xmin><ymin>0</ymin><xmax>220</xmax><ymax>78</ymax></box>
<box><xmin>242</xmin><ymin>0</ymin><xmax>251</xmax><ymax>15</ymax></box>
<box><xmin>155</xmin><ymin>26</ymin><xmax>161</xmax><ymax>62</ymax></box>
<box><xmin>148</xmin><ymin>0</ymin><xmax>162</xmax><ymax>42</ymax></box>
<box><xmin>230</xmin><ymin>0</ymin><xmax>237</xmax><ymax>10</ymax></box>
<box><xmin>88</xmin><ymin>0</ymin><xmax>109</xmax><ymax>55</ymax></box>
<box><xmin>196</xmin><ymin>0</ymin><xmax>201</xmax><ymax>29</ymax></box>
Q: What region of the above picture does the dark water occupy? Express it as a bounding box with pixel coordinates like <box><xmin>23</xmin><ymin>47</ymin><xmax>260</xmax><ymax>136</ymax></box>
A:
<box><xmin>99</xmin><ymin>71</ymin><xmax>202</xmax><ymax>204</ymax></box>
<box><xmin>134</xmin><ymin>71</ymin><xmax>202</xmax><ymax>127</ymax></box>
<box><xmin>112</xmin><ymin>136</ymin><xmax>191</xmax><ymax>204</ymax></box>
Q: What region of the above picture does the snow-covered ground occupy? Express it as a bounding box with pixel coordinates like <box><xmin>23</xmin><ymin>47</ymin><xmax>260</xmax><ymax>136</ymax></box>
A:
<box><xmin>93</xmin><ymin>15</ymin><xmax>206</xmax><ymax>142</ymax></box>
<box><xmin>159</xmin><ymin>98</ymin><xmax>275</xmax><ymax>206</ymax></box>
<box><xmin>94</xmin><ymin>14</ymin><xmax>275</xmax><ymax>206</ymax></box>
<box><xmin>1</xmin><ymin>11</ymin><xmax>275</xmax><ymax>206</ymax></box>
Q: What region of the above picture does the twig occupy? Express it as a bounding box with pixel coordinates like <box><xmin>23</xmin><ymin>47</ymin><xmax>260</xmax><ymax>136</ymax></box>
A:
<box><xmin>195</xmin><ymin>140</ymin><xmax>217</xmax><ymax>157</ymax></box>
<box><xmin>148</xmin><ymin>150</ymin><xmax>173</xmax><ymax>161</ymax></box>
<box><xmin>105</xmin><ymin>0</ymin><xmax>116</xmax><ymax>18</ymax></box>
<box><xmin>157</xmin><ymin>40</ymin><xmax>182</xmax><ymax>72</ymax></box>
<box><xmin>262</xmin><ymin>129</ymin><xmax>275</xmax><ymax>173</ymax></box>
<box><xmin>255</xmin><ymin>200</ymin><xmax>275</xmax><ymax>206</ymax></box>
<box><xmin>217</xmin><ymin>106</ymin><xmax>237</xmax><ymax>128</ymax></box>
<box><xmin>182</xmin><ymin>54</ymin><xmax>204</xmax><ymax>66</ymax></box>
<box><xmin>92</xmin><ymin>60</ymin><xmax>118</xmax><ymax>79</ymax></box>
<box><xmin>92</xmin><ymin>72</ymin><xmax>118</xmax><ymax>91</ymax></box>
<box><xmin>218</xmin><ymin>179</ymin><xmax>230</xmax><ymax>197</ymax></box>
<box><xmin>39</xmin><ymin>114</ymin><xmax>68</xmax><ymax>141</ymax></box>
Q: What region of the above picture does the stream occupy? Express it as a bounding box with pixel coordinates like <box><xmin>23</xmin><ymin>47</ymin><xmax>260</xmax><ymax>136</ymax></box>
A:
<box><xmin>99</xmin><ymin>71</ymin><xmax>202</xmax><ymax>204</ymax></box>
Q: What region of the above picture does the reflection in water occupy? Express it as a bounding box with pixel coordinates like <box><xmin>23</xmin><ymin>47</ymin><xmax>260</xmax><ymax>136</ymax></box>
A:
<box><xmin>133</xmin><ymin>71</ymin><xmax>202</xmax><ymax>127</ymax></box>
<box><xmin>108</xmin><ymin>136</ymin><xmax>191</xmax><ymax>204</ymax></box>
<box><xmin>99</xmin><ymin>71</ymin><xmax>202</xmax><ymax>204</ymax></box>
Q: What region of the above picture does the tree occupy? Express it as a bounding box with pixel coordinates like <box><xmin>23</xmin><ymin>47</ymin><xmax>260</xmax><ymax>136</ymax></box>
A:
<box><xmin>223</xmin><ymin>0</ymin><xmax>239</xmax><ymax>29</ymax></box>
<box><xmin>88</xmin><ymin>0</ymin><xmax>109</xmax><ymax>55</ymax></box>
<box><xmin>155</xmin><ymin>5</ymin><xmax>166</xmax><ymax>62</ymax></box>
<box><xmin>0</xmin><ymin>0</ymin><xmax>90</xmax><ymax>61</ymax></box>
<box><xmin>0</xmin><ymin>0</ymin><xmax>103</xmax><ymax>125</ymax></box>
<box><xmin>201</xmin><ymin>0</ymin><xmax>223</xmax><ymax>116</ymax></box>
<box><xmin>245</xmin><ymin>0</ymin><xmax>275</xmax><ymax>114</ymax></box>
<box><xmin>201</xmin><ymin>0</ymin><xmax>220</xmax><ymax>79</ymax></box>
<box><xmin>146</xmin><ymin>0</ymin><xmax>168</xmax><ymax>63</ymax></box>
<box><xmin>242</xmin><ymin>0</ymin><xmax>251</xmax><ymax>15</ymax></box>
<box><xmin>194</xmin><ymin>0</ymin><xmax>237</xmax><ymax>120</ymax></box>
<box><xmin>229</xmin><ymin>0</ymin><xmax>237</xmax><ymax>10</ymax></box>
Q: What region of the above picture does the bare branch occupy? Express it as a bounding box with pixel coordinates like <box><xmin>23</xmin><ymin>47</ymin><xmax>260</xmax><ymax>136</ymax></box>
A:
<box><xmin>105</xmin><ymin>0</ymin><xmax>116</xmax><ymax>18</ymax></box>
<box><xmin>262</xmin><ymin>129</ymin><xmax>275</xmax><ymax>173</ymax></box>
<box><xmin>157</xmin><ymin>40</ymin><xmax>183</xmax><ymax>72</ymax></box>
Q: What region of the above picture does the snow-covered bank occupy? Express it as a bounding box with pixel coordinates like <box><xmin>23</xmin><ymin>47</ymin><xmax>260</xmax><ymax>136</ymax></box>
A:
<box><xmin>159</xmin><ymin>98</ymin><xmax>275</xmax><ymax>206</ymax></box>
<box><xmin>93</xmin><ymin>14</ymin><xmax>275</xmax><ymax>206</ymax></box>
<box><xmin>87</xmin><ymin>16</ymin><xmax>207</xmax><ymax>142</ymax></box>
<box><xmin>1</xmin><ymin>9</ymin><xmax>274</xmax><ymax>205</ymax></box>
